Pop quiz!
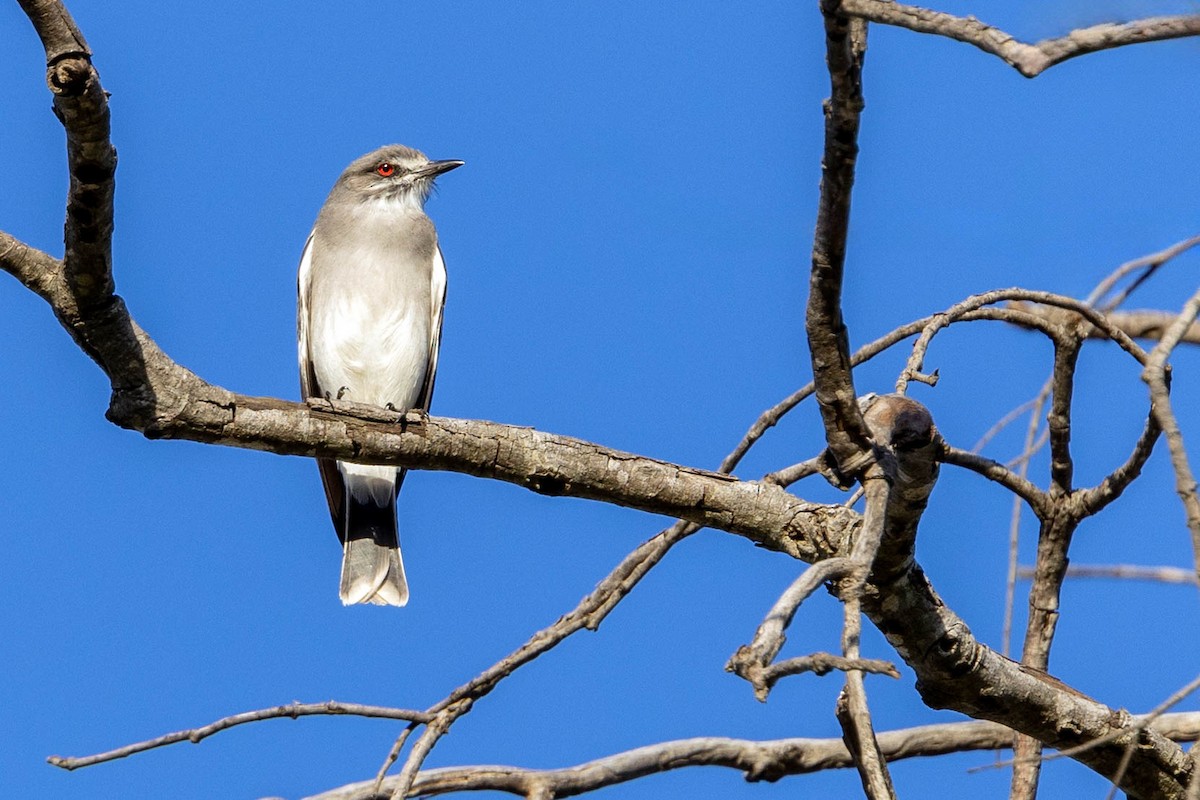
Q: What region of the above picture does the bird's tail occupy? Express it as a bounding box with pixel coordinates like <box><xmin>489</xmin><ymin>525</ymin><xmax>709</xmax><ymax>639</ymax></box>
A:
<box><xmin>339</xmin><ymin>494</ymin><xmax>409</xmax><ymax>606</ymax></box>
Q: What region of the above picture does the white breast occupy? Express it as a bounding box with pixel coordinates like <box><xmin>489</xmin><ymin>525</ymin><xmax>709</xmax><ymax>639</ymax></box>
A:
<box><xmin>312</xmin><ymin>299</ymin><xmax>429</xmax><ymax>410</ymax></box>
<box><xmin>302</xmin><ymin>204</ymin><xmax>436</xmax><ymax>412</ymax></box>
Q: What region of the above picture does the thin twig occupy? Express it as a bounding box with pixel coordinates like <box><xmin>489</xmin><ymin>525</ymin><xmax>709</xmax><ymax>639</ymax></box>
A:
<box><xmin>1004</xmin><ymin>384</ymin><xmax>1050</xmax><ymax>658</ymax></box>
<box><xmin>1006</xmin><ymin>426</ymin><xmax>1050</xmax><ymax>470</ymax></box>
<box><xmin>1089</xmin><ymin>236</ymin><xmax>1200</xmax><ymax>310</ymax></box>
<box><xmin>768</xmin><ymin>653</ymin><xmax>900</xmax><ymax>682</ymax></box>
<box><xmin>837</xmin><ymin>675</ymin><xmax>898</xmax><ymax>800</ymax></box>
<box><xmin>726</xmin><ymin>557</ymin><xmax>857</xmax><ymax>700</ymax></box>
<box><xmin>1105</xmin><ymin>675</ymin><xmax>1200</xmax><ymax>796</ymax></box>
<box><xmin>1075</xmin><ymin>411</ymin><xmax>1162</xmax><ymax>516</ymax></box>
<box><xmin>390</xmin><ymin>702</ymin><xmax>470</xmax><ymax>800</ymax></box>
<box><xmin>764</xmin><ymin>455</ymin><xmax>828</xmax><ymax>488</ymax></box>
<box><xmin>47</xmin><ymin>702</ymin><xmax>433</xmax><ymax>771</ymax></box>
<box><xmin>372</xmin><ymin>724</ymin><xmax>417</xmax><ymax>795</ymax></box>
<box><xmin>380</xmin><ymin>520</ymin><xmax>698</xmax><ymax>796</ymax></box>
<box><xmin>1141</xmin><ymin>287</ymin><xmax>1200</xmax><ymax>584</ymax></box>
<box><xmin>971</xmin><ymin>396</ymin><xmax>1041</xmax><ymax>454</ymax></box>
<box><xmin>938</xmin><ymin>444</ymin><xmax>1046</xmax><ymax>513</ymax></box>
<box><xmin>834</xmin><ymin>472</ymin><xmax>898</xmax><ymax>799</ymax></box>
<box><xmin>1016</xmin><ymin>564</ymin><xmax>1199</xmax><ymax>586</ymax></box>
<box><xmin>896</xmin><ymin>287</ymin><xmax>1149</xmax><ymax>395</ymax></box>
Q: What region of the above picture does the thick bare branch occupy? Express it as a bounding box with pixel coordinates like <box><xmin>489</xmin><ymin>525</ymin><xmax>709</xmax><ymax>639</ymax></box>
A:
<box><xmin>17</xmin><ymin>0</ymin><xmax>117</xmax><ymax>311</ymax></box>
<box><xmin>297</xmin><ymin>714</ymin><xmax>1200</xmax><ymax>800</ymax></box>
<box><xmin>806</xmin><ymin>3</ymin><xmax>873</xmax><ymax>474</ymax></box>
<box><xmin>1046</xmin><ymin>336</ymin><xmax>1081</xmax><ymax>496</ymax></box>
<box><xmin>839</xmin><ymin>1</ymin><xmax>1200</xmax><ymax>77</ymax></box>
<box><xmin>0</xmin><ymin>225</ymin><xmax>863</xmax><ymax>561</ymax></box>
<box><xmin>15</xmin><ymin>0</ymin><xmax>90</xmax><ymax>62</ymax></box>
<box><xmin>196</xmin><ymin>395</ymin><xmax>860</xmax><ymax>555</ymax></box>
<box><xmin>864</xmin><ymin>561</ymin><xmax>1194</xmax><ymax>798</ymax></box>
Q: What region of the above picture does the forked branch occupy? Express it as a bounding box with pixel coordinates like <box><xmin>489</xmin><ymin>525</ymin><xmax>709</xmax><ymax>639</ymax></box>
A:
<box><xmin>839</xmin><ymin>0</ymin><xmax>1200</xmax><ymax>77</ymax></box>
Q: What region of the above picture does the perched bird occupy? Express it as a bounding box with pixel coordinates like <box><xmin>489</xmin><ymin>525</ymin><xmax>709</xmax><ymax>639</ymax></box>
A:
<box><xmin>297</xmin><ymin>145</ymin><xmax>462</xmax><ymax>606</ymax></box>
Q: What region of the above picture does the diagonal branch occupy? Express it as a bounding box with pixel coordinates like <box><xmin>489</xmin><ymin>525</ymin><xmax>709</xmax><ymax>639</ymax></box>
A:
<box><xmin>863</xmin><ymin>559</ymin><xmax>1195</xmax><ymax>798</ymax></box>
<box><xmin>379</xmin><ymin>520</ymin><xmax>698</xmax><ymax>798</ymax></box>
<box><xmin>17</xmin><ymin>0</ymin><xmax>117</xmax><ymax>312</ymax></box>
<box><xmin>1075</xmin><ymin>410</ymin><xmax>1161</xmax><ymax>516</ymax></box>
<box><xmin>938</xmin><ymin>444</ymin><xmax>1047</xmax><ymax>513</ymax></box>
<box><xmin>839</xmin><ymin>1</ymin><xmax>1200</xmax><ymax>78</ymax></box>
<box><xmin>1089</xmin><ymin>235</ymin><xmax>1200</xmax><ymax>311</ymax></box>
<box><xmin>1141</xmin><ymin>286</ymin><xmax>1200</xmax><ymax>582</ymax></box>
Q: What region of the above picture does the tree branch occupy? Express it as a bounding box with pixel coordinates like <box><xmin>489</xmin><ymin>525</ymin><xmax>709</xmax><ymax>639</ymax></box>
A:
<box><xmin>0</xmin><ymin>228</ymin><xmax>860</xmax><ymax>560</ymax></box>
<box><xmin>867</xmin><ymin>563</ymin><xmax>1194</xmax><ymax>797</ymax></box>
<box><xmin>1014</xmin><ymin>332</ymin><xmax>1083</xmax><ymax>799</ymax></box>
<box><xmin>47</xmin><ymin>702</ymin><xmax>433</xmax><ymax>772</ymax></box>
<box><xmin>296</xmin><ymin>713</ymin><xmax>1200</xmax><ymax>800</ymax></box>
<box><xmin>17</xmin><ymin>0</ymin><xmax>116</xmax><ymax>311</ymax></box>
<box><xmin>806</xmin><ymin>3</ymin><xmax>874</xmax><ymax>475</ymax></box>
<box><xmin>839</xmin><ymin>1</ymin><xmax>1200</xmax><ymax>78</ymax></box>
<box><xmin>1009</xmin><ymin>303</ymin><xmax>1200</xmax><ymax>347</ymax></box>
<box><xmin>938</xmin><ymin>444</ymin><xmax>1047</xmax><ymax>514</ymax></box>
<box><xmin>1141</xmin><ymin>287</ymin><xmax>1200</xmax><ymax>582</ymax></box>
<box><xmin>1017</xmin><ymin>563</ymin><xmax>1199</xmax><ymax>587</ymax></box>
<box><xmin>1088</xmin><ymin>235</ymin><xmax>1200</xmax><ymax>311</ymax></box>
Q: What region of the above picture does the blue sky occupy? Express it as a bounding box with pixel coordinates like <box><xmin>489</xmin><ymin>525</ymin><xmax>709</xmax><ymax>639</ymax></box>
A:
<box><xmin>2</xmin><ymin>2</ymin><xmax>1199</xmax><ymax>798</ymax></box>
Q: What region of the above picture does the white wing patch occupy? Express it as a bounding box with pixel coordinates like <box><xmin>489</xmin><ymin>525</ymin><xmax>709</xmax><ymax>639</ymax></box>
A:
<box><xmin>297</xmin><ymin>232</ymin><xmax>317</xmax><ymax>397</ymax></box>
<box><xmin>425</xmin><ymin>243</ymin><xmax>448</xmax><ymax>409</ymax></box>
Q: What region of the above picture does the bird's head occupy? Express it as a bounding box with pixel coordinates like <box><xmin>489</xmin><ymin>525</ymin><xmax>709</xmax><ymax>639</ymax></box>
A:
<box><xmin>336</xmin><ymin>144</ymin><xmax>463</xmax><ymax>209</ymax></box>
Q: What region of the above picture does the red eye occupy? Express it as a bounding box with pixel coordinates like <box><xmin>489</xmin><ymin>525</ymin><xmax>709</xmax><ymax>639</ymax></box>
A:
<box><xmin>376</xmin><ymin>163</ymin><xmax>395</xmax><ymax>177</ymax></box>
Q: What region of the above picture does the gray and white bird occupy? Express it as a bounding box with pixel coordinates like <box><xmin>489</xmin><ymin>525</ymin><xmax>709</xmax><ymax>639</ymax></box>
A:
<box><xmin>297</xmin><ymin>144</ymin><xmax>462</xmax><ymax>606</ymax></box>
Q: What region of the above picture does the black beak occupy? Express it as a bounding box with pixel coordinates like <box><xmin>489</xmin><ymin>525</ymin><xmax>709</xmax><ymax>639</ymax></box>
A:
<box><xmin>415</xmin><ymin>159</ymin><xmax>465</xmax><ymax>179</ymax></box>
